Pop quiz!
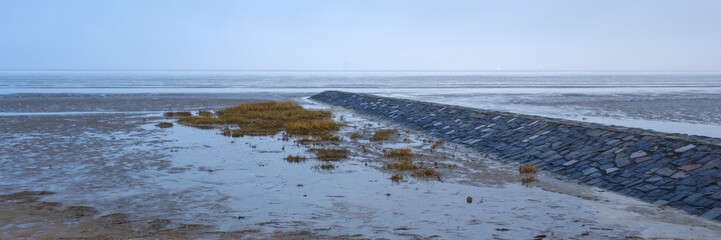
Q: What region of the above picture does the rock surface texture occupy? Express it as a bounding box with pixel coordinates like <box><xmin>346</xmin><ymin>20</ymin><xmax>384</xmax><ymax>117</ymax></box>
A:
<box><xmin>312</xmin><ymin>91</ymin><xmax>721</xmax><ymax>220</ymax></box>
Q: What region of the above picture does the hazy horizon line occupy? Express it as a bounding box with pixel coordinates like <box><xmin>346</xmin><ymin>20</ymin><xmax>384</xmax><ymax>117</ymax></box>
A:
<box><xmin>2</xmin><ymin>69</ymin><xmax>721</xmax><ymax>73</ymax></box>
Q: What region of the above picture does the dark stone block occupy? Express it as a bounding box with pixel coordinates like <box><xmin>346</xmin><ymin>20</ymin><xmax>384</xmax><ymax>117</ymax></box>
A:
<box><xmin>646</xmin><ymin>189</ymin><xmax>668</xmax><ymax>198</ymax></box>
<box><xmin>684</xmin><ymin>193</ymin><xmax>715</xmax><ymax>207</ymax></box>
<box><xmin>635</xmin><ymin>184</ymin><xmax>658</xmax><ymax>192</ymax></box>
<box><xmin>669</xmin><ymin>193</ymin><xmax>689</xmax><ymax>202</ymax></box>
<box><xmin>679</xmin><ymin>176</ymin><xmax>699</xmax><ymax>186</ymax></box>
<box><xmin>700</xmin><ymin>185</ymin><xmax>720</xmax><ymax>196</ymax></box>
<box><xmin>680</xmin><ymin>206</ymin><xmax>704</xmax><ymax>215</ymax></box>
<box><xmin>697</xmin><ymin>176</ymin><xmax>715</xmax><ymax>188</ymax></box>
<box><xmin>676</xmin><ymin>185</ymin><xmax>697</xmax><ymax>193</ymax></box>
<box><xmin>645</xmin><ymin>175</ymin><xmax>663</xmax><ymax>183</ymax></box>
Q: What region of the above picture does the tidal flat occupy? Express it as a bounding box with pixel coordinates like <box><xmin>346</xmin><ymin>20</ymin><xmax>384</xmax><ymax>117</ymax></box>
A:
<box><xmin>2</xmin><ymin>93</ymin><xmax>721</xmax><ymax>239</ymax></box>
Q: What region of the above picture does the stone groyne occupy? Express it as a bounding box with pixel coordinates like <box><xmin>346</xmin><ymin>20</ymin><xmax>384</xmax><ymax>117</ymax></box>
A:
<box><xmin>311</xmin><ymin>91</ymin><xmax>721</xmax><ymax>220</ymax></box>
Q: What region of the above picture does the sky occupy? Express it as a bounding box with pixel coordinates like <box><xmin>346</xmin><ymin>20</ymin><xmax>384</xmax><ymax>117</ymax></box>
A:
<box><xmin>1</xmin><ymin>0</ymin><xmax>720</xmax><ymax>71</ymax></box>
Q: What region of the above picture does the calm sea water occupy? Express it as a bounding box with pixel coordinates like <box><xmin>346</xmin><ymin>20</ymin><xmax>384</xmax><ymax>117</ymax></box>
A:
<box><xmin>2</xmin><ymin>71</ymin><xmax>721</xmax><ymax>137</ymax></box>
<box><xmin>1</xmin><ymin>71</ymin><xmax>721</xmax><ymax>91</ymax></box>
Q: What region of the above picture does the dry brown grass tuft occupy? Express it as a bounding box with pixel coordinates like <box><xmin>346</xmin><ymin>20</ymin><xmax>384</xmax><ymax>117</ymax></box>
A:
<box><xmin>284</xmin><ymin>155</ymin><xmax>307</xmax><ymax>163</ymax></box>
<box><xmin>178</xmin><ymin>117</ymin><xmax>225</xmax><ymax>125</ymax></box>
<box><xmin>315</xmin><ymin>133</ymin><xmax>341</xmax><ymax>141</ymax></box>
<box><xmin>349</xmin><ymin>132</ymin><xmax>363</xmax><ymax>139</ymax></box>
<box><xmin>164</xmin><ymin>111</ymin><xmax>192</xmax><ymax>117</ymax></box>
<box><xmin>431</xmin><ymin>140</ymin><xmax>445</xmax><ymax>149</ymax></box>
<box><xmin>386</xmin><ymin>159</ymin><xmax>421</xmax><ymax>171</ymax></box>
<box><xmin>318</xmin><ymin>163</ymin><xmax>336</xmax><ymax>170</ymax></box>
<box><xmin>156</xmin><ymin>122</ymin><xmax>174</xmax><ymax>128</ymax></box>
<box><xmin>389</xmin><ymin>173</ymin><xmax>404</xmax><ymax>182</ymax></box>
<box><xmin>518</xmin><ymin>164</ymin><xmax>538</xmax><ymax>174</ymax></box>
<box><xmin>221</xmin><ymin>120</ymin><xmax>284</xmax><ymax>137</ymax></box>
<box><xmin>384</xmin><ymin>148</ymin><xmax>414</xmax><ymax>158</ymax></box>
<box><xmin>178</xmin><ymin>101</ymin><xmax>339</xmax><ymax>138</ymax></box>
<box><xmin>370</xmin><ymin>129</ymin><xmax>396</xmax><ymax>141</ymax></box>
<box><xmin>286</xmin><ymin>120</ymin><xmax>340</xmax><ymax>134</ymax></box>
<box><xmin>521</xmin><ymin>176</ymin><xmax>537</xmax><ymax>184</ymax></box>
<box><xmin>411</xmin><ymin>168</ymin><xmax>439</xmax><ymax>178</ymax></box>
<box><xmin>197</xmin><ymin>110</ymin><xmax>213</xmax><ymax>117</ymax></box>
<box><xmin>295</xmin><ymin>133</ymin><xmax>341</xmax><ymax>145</ymax></box>
<box><xmin>311</xmin><ymin>148</ymin><xmax>349</xmax><ymax>161</ymax></box>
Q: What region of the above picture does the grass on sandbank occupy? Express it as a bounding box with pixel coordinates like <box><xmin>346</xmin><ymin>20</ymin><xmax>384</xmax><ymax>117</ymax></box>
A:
<box><xmin>384</xmin><ymin>148</ymin><xmax>414</xmax><ymax>158</ymax></box>
<box><xmin>349</xmin><ymin>132</ymin><xmax>363</xmax><ymax>139</ymax></box>
<box><xmin>521</xmin><ymin>176</ymin><xmax>537</xmax><ymax>184</ymax></box>
<box><xmin>177</xmin><ymin>101</ymin><xmax>340</xmax><ymax>137</ymax></box>
<box><xmin>310</xmin><ymin>148</ymin><xmax>349</xmax><ymax>161</ymax></box>
<box><xmin>386</xmin><ymin>159</ymin><xmax>439</xmax><ymax>179</ymax></box>
<box><xmin>411</xmin><ymin>168</ymin><xmax>439</xmax><ymax>178</ymax></box>
<box><xmin>431</xmin><ymin>140</ymin><xmax>444</xmax><ymax>149</ymax></box>
<box><xmin>156</xmin><ymin>122</ymin><xmax>174</xmax><ymax>128</ymax></box>
<box><xmin>386</xmin><ymin>159</ymin><xmax>421</xmax><ymax>171</ymax></box>
<box><xmin>197</xmin><ymin>110</ymin><xmax>213</xmax><ymax>117</ymax></box>
<box><xmin>518</xmin><ymin>164</ymin><xmax>538</xmax><ymax>174</ymax></box>
<box><xmin>164</xmin><ymin>111</ymin><xmax>192</xmax><ymax>117</ymax></box>
<box><xmin>296</xmin><ymin>133</ymin><xmax>342</xmax><ymax>145</ymax></box>
<box><xmin>389</xmin><ymin>173</ymin><xmax>404</xmax><ymax>182</ymax></box>
<box><xmin>317</xmin><ymin>163</ymin><xmax>336</xmax><ymax>170</ymax></box>
<box><xmin>284</xmin><ymin>155</ymin><xmax>307</xmax><ymax>163</ymax></box>
<box><xmin>370</xmin><ymin>129</ymin><xmax>396</xmax><ymax>141</ymax></box>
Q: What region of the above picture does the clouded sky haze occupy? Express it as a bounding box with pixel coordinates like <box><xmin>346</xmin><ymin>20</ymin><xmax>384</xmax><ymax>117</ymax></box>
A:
<box><xmin>1</xmin><ymin>0</ymin><xmax>720</xmax><ymax>71</ymax></box>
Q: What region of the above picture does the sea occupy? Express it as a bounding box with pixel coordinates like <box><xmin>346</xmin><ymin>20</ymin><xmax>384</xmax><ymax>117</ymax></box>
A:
<box><xmin>2</xmin><ymin>70</ymin><xmax>721</xmax><ymax>137</ymax></box>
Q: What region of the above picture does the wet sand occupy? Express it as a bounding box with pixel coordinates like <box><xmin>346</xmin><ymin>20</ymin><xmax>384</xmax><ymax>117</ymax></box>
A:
<box><xmin>2</xmin><ymin>93</ymin><xmax>721</xmax><ymax>239</ymax></box>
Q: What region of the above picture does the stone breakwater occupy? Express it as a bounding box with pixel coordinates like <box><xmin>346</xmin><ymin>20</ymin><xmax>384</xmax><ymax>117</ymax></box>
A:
<box><xmin>311</xmin><ymin>91</ymin><xmax>721</xmax><ymax>220</ymax></box>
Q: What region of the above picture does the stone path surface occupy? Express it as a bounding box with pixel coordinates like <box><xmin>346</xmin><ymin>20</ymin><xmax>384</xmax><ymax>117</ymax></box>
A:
<box><xmin>312</xmin><ymin>91</ymin><xmax>721</xmax><ymax>220</ymax></box>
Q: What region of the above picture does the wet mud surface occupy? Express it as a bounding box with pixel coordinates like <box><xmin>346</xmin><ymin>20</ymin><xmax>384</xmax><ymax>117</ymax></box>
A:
<box><xmin>2</xmin><ymin>93</ymin><xmax>721</xmax><ymax>239</ymax></box>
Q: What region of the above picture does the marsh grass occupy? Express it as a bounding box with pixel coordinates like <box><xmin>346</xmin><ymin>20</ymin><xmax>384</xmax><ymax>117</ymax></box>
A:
<box><xmin>315</xmin><ymin>133</ymin><xmax>341</xmax><ymax>141</ymax></box>
<box><xmin>178</xmin><ymin>117</ymin><xmax>226</xmax><ymax>125</ymax></box>
<box><xmin>389</xmin><ymin>173</ymin><xmax>404</xmax><ymax>182</ymax></box>
<box><xmin>311</xmin><ymin>148</ymin><xmax>349</xmax><ymax>161</ymax></box>
<box><xmin>164</xmin><ymin>111</ymin><xmax>192</xmax><ymax>117</ymax></box>
<box><xmin>156</xmin><ymin>122</ymin><xmax>174</xmax><ymax>128</ymax></box>
<box><xmin>284</xmin><ymin>155</ymin><xmax>307</xmax><ymax>163</ymax></box>
<box><xmin>431</xmin><ymin>140</ymin><xmax>445</xmax><ymax>149</ymax></box>
<box><xmin>384</xmin><ymin>148</ymin><xmax>414</xmax><ymax>158</ymax></box>
<box><xmin>178</xmin><ymin>101</ymin><xmax>339</xmax><ymax>138</ymax></box>
<box><xmin>518</xmin><ymin>164</ymin><xmax>538</xmax><ymax>174</ymax></box>
<box><xmin>197</xmin><ymin>110</ymin><xmax>213</xmax><ymax>117</ymax></box>
<box><xmin>371</xmin><ymin>129</ymin><xmax>396</xmax><ymax>141</ymax></box>
<box><xmin>386</xmin><ymin>159</ymin><xmax>421</xmax><ymax>171</ymax></box>
<box><xmin>411</xmin><ymin>168</ymin><xmax>439</xmax><ymax>178</ymax></box>
<box><xmin>521</xmin><ymin>176</ymin><xmax>537</xmax><ymax>184</ymax></box>
<box><xmin>295</xmin><ymin>133</ymin><xmax>341</xmax><ymax>145</ymax></box>
<box><xmin>286</xmin><ymin>120</ymin><xmax>340</xmax><ymax>134</ymax></box>
<box><xmin>317</xmin><ymin>163</ymin><xmax>336</xmax><ymax>170</ymax></box>
<box><xmin>349</xmin><ymin>132</ymin><xmax>363</xmax><ymax>139</ymax></box>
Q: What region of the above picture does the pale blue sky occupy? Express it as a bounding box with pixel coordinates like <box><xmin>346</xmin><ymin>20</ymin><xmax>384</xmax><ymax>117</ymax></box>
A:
<box><xmin>1</xmin><ymin>0</ymin><xmax>720</xmax><ymax>71</ymax></box>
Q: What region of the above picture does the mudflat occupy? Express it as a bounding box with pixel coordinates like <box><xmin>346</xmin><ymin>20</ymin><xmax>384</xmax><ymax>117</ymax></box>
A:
<box><xmin>2</xmin><ymin>93</ymin><xmax>721</xmax><ymax>239</ymax></box>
